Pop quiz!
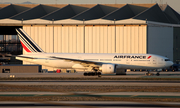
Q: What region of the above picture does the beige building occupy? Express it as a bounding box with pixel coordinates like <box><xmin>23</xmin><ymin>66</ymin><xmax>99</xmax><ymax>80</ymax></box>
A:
<box><xmin>0</xmin><ymin>3</ymin><xmax>179</xmax><ymax>70</ymax></box>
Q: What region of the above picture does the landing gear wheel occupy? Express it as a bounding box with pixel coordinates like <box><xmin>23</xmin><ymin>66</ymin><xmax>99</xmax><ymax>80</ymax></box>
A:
<box><xmin>88</xmin><ymin>72</ymin><xmax>93</xmax><ymax>76</ymax></box>
<box><xmin>92</xmin><ymin>72</ymin><xmax>95</xmax><ymax>76</ymax></box>
<box><xmin>156</xmin><ymin>72</ymin><xmax>160</xmax><ymax>76</ymax></box>
<box><xmin>97</xmin><ymin>72</ymin><xmax>101</xmax><ymax>77</ymax></box>
<box><xmin>145</xmin><ymin>72</ymin><xmax>154</xmax><ymax>76</ymax></box>
<box><xmin>97</xmin><ymin>72</ymin><xmax>101</xmax><ymax>75</ymax></box>
<box><xmin>94</xmin><ymin>72</ymin><xmax>98</xmax><ymax>75</ymax></box>
<box><xmin>83</xmin><ymin>72</ymin><xmax>101</xmax><ymax>77</ymax></box>
<box><xmin>84</xmin><ymin>72</ymin><xmax>87</xmax><ymax>76</ymax></box>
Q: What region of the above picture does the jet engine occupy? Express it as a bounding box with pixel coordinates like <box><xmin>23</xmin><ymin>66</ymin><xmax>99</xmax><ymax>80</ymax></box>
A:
<box><xmin>99</xmin><ymin>64</ymin><xmax>116</xmax><ymax>74</ymax></box>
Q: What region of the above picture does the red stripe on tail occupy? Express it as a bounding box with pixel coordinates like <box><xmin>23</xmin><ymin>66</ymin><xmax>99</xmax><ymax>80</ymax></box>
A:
<box><xmin>20</xmin><ymin>41</ymin><xmax>31</xmax><ymax>53</ymax></box>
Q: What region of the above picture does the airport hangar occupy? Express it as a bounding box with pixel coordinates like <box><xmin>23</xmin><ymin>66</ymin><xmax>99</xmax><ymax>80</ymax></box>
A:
<box><xmin>0</xmin><ymin>3</ymin><xmax>180</xmax><ymax>71</ymax></box>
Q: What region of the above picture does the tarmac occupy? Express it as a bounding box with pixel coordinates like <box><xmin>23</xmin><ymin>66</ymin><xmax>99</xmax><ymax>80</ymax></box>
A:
<box><xmin>1</xmin><ymin>92</ymin><xmax>180</xmax><ymax>98</ymax></box>
<box><xmin>1</xmin><ymin>71</ymin><xmax>180</xmax><ymax>108</ymax></box>
<box><xmin>0</xmin><ymin>101</ymin><xmax>180</xmax><ymax>108</ymax></box>
<box><xmin>0</xmin><ymin>71</ymin><xmax>180</xmax><ymax>78</ymax></box>
<box><xmin>0</xmin><ymin>80</ymin><xmax>180</xmax><ymax>86</ymax></box>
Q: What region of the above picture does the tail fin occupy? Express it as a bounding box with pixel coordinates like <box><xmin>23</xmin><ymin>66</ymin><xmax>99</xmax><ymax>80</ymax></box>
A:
<box><xmin>16</xmin><ymin>28</ymin><xmax>44</xmax><ymax>53</ymax></box>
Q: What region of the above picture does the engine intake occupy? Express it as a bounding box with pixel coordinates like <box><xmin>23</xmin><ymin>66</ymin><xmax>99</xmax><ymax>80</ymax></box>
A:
<box><xmin>99</xmin><ymin>64</ymin><xmax>116</xmax><ymax>74</ymax></box>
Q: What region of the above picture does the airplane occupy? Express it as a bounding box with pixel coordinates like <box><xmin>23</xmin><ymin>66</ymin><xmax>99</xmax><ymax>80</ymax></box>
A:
<box><xmin>15</xmin><ymin>28</ymin><xmax>173</xmax><ymax>76</ymax></box>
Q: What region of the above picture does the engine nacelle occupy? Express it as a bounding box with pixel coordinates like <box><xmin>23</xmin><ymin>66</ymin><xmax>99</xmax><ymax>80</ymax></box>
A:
<box><xmin>99</xmin><ymin>64</ymin><xmax>116</xmax><ymax>74</ymax></box>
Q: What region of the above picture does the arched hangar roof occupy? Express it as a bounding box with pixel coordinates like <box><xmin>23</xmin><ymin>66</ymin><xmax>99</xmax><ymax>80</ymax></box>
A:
<box><xmin>0</xmin><ymin>3</ymin><xmax>179</xmax><ymax>25</ymax></box>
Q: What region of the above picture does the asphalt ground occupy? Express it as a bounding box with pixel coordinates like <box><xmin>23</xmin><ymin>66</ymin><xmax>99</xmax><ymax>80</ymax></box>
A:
<box><xmin>1</xmin><ymin>92</ymin><xmax>180</xmax><ymax>98</ymax></box>
<box><xmin>1</xmin><ymin>101</ymin><xmax>180</xmax><ymax>108</ymax></box>
<box><xmin>0</xmin><ymin>71</ymin><xmax>180</xmax><ymax>86</ymax></box>
<box><xmin>1</xmin><ymin>71</ymin><xmax>180</xmax><ymax>78</ymax></box>
<box><xmin>0</xmin><ymin>80</ymin><xmax>180</xmax><ymax>86</ymax></box>
<box><xmin>0</xmin><ymin>71</ymin><xmax>180</xmax><ymax>107</ymax></box>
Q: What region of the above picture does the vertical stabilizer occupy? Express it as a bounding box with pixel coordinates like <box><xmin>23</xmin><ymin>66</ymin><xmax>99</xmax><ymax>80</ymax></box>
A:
<box><xmin>16</xmin><ymin>28</ymin><xmax>44</xmax><ymax>53</ymax></box>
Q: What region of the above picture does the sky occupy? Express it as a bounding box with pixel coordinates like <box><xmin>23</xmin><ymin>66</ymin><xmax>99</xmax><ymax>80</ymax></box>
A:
<box><xmin>0</xmin><ymin>0</ymin><xmax>179</xmax><ymax>13</ymax></box>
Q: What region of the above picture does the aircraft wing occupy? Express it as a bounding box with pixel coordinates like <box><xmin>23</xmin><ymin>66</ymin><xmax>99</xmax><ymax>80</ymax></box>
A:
<box><xmin>4</xmin><ymin>54</ymin><xmax>38</xmax><ymax>60</ymax></box>
<box><xmin>16</xmin><ymin>55</ymin><xmax>35</xmax><ymax>59</ymax></box>
<box><xmin>49</xmin><ymin>56</ymin><xmax>104</xmax><ymax>66</ymax></box>
<box><xmin>16</xmin><ymin>55</ymin><xmax>47</xmax><ymax>60</ymax></box>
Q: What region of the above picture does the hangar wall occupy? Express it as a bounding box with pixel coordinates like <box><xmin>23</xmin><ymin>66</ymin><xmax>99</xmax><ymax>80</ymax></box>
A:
<box><xmin>173</xmin><ymin>27</ymin><xmax>180</xmax><ymax>63</ymax></box>
<box><xmin>23</xmin><ymin>25</ymin><xmax>147</xmax><ymax>70</ymax></box>
<box><xmin>147</xmin><ymin>26</ymin><xmax>173</xmax><ymax>60</ymax></box>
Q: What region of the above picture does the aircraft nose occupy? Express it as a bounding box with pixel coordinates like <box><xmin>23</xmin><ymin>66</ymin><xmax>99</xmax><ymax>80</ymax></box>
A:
<box><xmin>167</xmin><ymin>61</ymin><xmax>173</xmax><ymax>67</ymax></box>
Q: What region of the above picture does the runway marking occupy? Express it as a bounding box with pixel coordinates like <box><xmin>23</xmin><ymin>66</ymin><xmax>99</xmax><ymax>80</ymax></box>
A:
<box><xmin>1</xmin><ymin>94</ymin><xmax>180</xmax><ymax>98</ymax></box>
<box><xmin>130</xmin><ymin>95</ymin><xmax>138</xmax><ymax>97</ymax></box>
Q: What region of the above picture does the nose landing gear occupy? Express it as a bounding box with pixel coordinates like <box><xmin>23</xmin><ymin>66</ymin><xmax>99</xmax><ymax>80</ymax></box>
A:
<box><xmin>156</xmin><ymin>72</ymin><xmax>160</xmax><ymax>76</ymax></box>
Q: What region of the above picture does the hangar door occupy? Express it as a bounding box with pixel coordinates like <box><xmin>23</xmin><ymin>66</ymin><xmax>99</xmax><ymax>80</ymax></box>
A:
<box><xmin>23</xmin><ymin>25</ymin><xmax>147</xmax><ymax>70</ymax></box>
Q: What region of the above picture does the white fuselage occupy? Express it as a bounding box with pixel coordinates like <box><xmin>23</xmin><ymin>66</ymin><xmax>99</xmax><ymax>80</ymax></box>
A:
<box><xmin>16</xmin><ymin>53</ymin><xmax>173</xmax><ymax>70</ymax></box>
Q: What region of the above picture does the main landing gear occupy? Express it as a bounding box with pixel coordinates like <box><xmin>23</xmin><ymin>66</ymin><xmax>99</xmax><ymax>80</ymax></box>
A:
<box><xmin>145</xmin><ymin>71</ymin><xmax>160</xmax><ymax>76</ymax></box>
<box><xmin>84</xmin><ymin>72</ymin><xmax>101</xmax><ymax>77</ymax></box>
<box><xmin>145</xmin><ymin>72</ymin><xmax>154</xmax><ymax>76</ymax></box>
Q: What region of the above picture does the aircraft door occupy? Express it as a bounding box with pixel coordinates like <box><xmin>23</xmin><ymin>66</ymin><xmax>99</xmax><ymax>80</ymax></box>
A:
<box><xmin>158</xmin><ymin>58</ymin><xmax>164</xmax><ymax>64</ymax></box>
<box><xmin>152</xmin><ymin>57</ymin><xmax>157</xmax><ymax>65</ymax></box>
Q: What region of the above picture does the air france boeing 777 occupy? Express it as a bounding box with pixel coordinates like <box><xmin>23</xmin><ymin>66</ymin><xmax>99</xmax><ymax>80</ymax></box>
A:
<box><xmin>15</xmin><ymin>28</ymin><xmax>173</xmax><ymax>76</ymax></box>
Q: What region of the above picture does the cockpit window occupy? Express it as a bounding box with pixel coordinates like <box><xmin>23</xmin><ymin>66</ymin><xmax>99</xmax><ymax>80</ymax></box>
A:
<box><xmin>165</xmin><ymin>59</ymin><xmax>170</xmax><ymax>61</ymax></box>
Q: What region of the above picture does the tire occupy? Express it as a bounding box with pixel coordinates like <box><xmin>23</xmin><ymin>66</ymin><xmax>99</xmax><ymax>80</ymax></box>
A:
<box><xmin>92</xmin><ymin>72</ymin><xmax>95</xmax><ymax>76</ymax></box>
<box><xmin>88</xmin><ymin>72</ymin><xmax>92</xmax><ymax>76</ymax></box>
<box><xmin>95</xmin><ymin>72</ymin><xmax>98</xmax><ymax>75</ymax></box>
<box><xmin>156</xmin><ymin>73</ymin><xmax>160</xmax><ymax>76</ymax></box>
<box><xmin>84</xmin><ymin>72</ymin><xmax>87</xmax><ymax>76</ymax></box>
<box><xmin>97</xmin><ymin>72</ymin><xmax>101</xmax><ymax>75</ymax></box>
